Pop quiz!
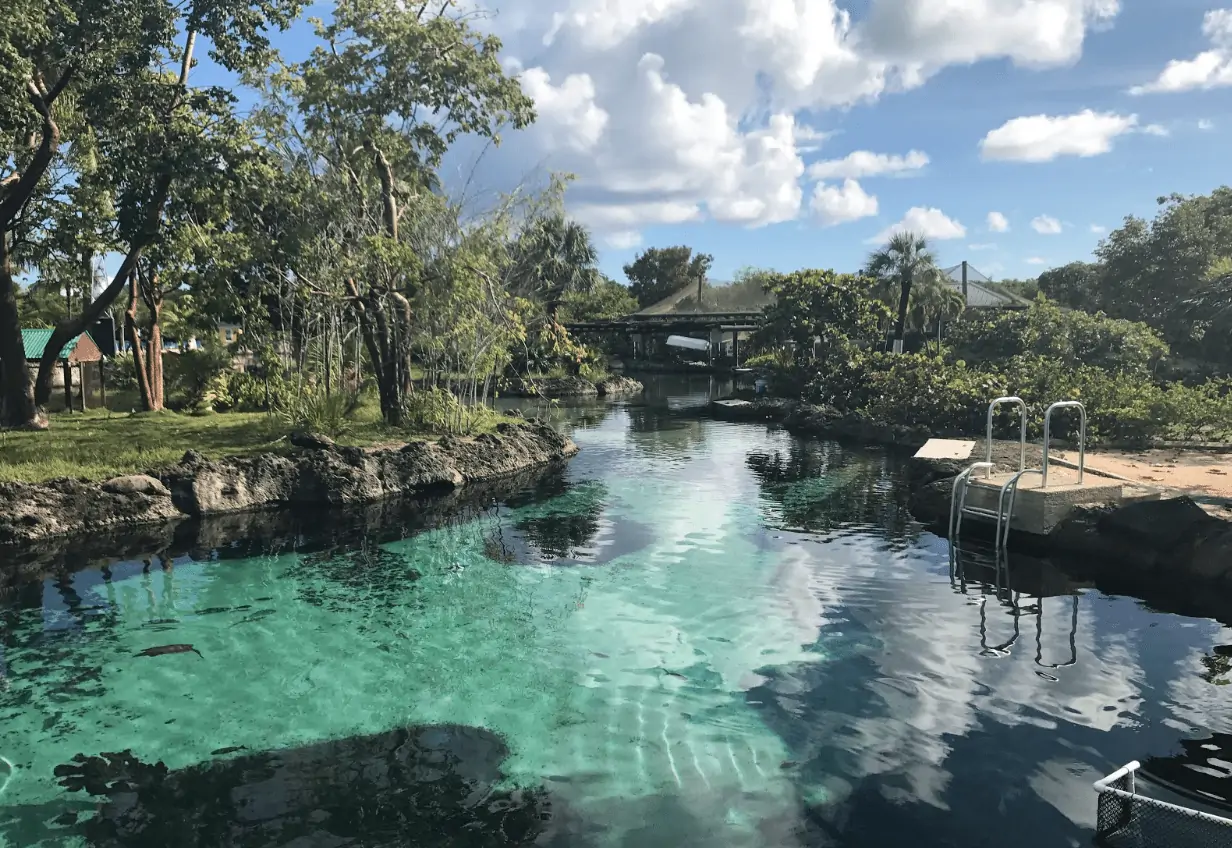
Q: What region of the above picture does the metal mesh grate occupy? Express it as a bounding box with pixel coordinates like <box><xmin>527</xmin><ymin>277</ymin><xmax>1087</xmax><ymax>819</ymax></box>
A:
<box><xmin>1095</xmin><ymin>762</ymin><xmax>1232</xmax><ymax>848</ymax></box>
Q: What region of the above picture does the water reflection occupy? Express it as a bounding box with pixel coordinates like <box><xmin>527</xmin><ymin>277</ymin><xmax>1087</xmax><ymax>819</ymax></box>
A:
<box><xmin>3</xmin><ymin>380</ymin><xmax>1232</xmax><ymax>848</ymax></box>
<box><xmin>5</xmin><ymin>724</ymin><xmax>553</xmax><ymax>847</ymax></box>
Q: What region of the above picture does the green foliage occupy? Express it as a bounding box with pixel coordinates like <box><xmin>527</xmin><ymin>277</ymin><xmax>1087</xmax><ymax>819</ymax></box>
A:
<box><xmin>274</xmin><ymin>388</ymin><xmax>358</xmax><ymax>438</ymax></box>
<box><xmin>947</xmin><ymin>298</ymin><xmax>1169</xmax><ymax>374</ymax></box>
<box><xmin>557</xmin><ymin>277</ymin><xmax>638</xmax><ymax>322</ymax></box>
<box><xmin>1036</xmin><ymin>262</ymin><xmax>1101</xmax><ymax>310</ymax></box>
<box><xmin>507</xmin><ymin>213</ymin><xmax>601</xmax><ymax>309</ymax></box>
<box><xmin>622</xmin><ymin>245</ymin><xmax>713</xmax><ymax>309</ymax></box>
<box><xmin>163</xmin><ymin>345</ymin><xmax>233</xmax><ymax>410</ymax></box>
<box><xmin>864</xmin><ymin>231</ymin><xmax>940</xmax><ymax>340</ymax></box>
<box><xmin>750</xmin><ymin>268</ymin><xmax>888</xmax><ymax>373</ymax></box>
<box><xmin>402</xmin><ymin>387</ymin><xmax>500</xmax><ymax>435</ymax></box>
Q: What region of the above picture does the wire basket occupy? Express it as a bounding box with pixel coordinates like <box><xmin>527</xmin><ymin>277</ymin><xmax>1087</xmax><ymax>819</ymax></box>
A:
<box><xmin>1094</xmin><ymin>761</ymin><xmax>1232</xmax><ymax>847</ymax></box>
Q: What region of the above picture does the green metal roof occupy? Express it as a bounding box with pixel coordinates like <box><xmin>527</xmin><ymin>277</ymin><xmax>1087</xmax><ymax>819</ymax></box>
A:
<box><xmin>21</xmin><ymin>328</ymin><xmax>81</xmax><ymax>361</ymax></box>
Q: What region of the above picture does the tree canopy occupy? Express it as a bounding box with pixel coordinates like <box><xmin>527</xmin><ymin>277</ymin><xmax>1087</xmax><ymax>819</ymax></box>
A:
<box><xmin>622</xmin><ymin>245</ymin><xmax>713</xmax><ymax>309</ymax></box>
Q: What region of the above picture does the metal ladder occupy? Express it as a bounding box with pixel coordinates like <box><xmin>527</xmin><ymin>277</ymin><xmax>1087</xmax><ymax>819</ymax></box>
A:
<box><xmin>948</xmin><ymin>397</ymin><xmax>1087</xmax><ymax>552</ymax></box>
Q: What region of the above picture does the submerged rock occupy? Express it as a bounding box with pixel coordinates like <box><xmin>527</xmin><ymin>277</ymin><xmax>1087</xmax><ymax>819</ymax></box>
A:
<box><xmin>0</xmin><ymin>421</ymin><xmax>577</xmax><ymax>545</ymax></box>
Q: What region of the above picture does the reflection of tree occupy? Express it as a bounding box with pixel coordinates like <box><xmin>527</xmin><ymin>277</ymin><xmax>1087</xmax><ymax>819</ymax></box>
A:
<box><xmin>745</xmin><ymin>442</ymin><xmax>918</xmax><ymax>543</ymax></box>
<box><xmin>1200</xmin><ymin>645</ymin><xmax>1232</xmax><ymax>685</ymax></box>
<box><xmin>482</xmin><ymin>479</ymin><xmax>650</xmax><ymax>567</ymax></box>
<box><xmin>42</xmin><ymin>724</ymin><xmax>553</xmax><ymax>847</ymax></box>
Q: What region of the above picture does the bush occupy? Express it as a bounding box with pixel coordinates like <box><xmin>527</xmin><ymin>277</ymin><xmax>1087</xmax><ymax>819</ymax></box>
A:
<box><xmin>274</xmin><ymin>389</ymin><xmax>359</xmax><ymax>438</ymax></box>
<box><xmin>402</xmin><ymin>388</ymin><xmax>500</xmax><ymax>435</ymax></box>
<box><xmin>164</xmin><ymin>345</ymin><xmax>233</xmax><ymax>410</ymax></box>
<box><xmin>947</xmin><ymin>298</ymin><xmax>1168</xmax><ymax>375</ymax></box>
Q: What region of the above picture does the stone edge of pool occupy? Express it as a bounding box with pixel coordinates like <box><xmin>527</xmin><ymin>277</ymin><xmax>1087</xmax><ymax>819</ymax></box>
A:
<box><xmin>0</xmin><ymin>418</ymin><xmax>578</xmax><ymax>548</ymax></box>
<box><xmin>707</xmin><ymin>396</ymin><xmax>1232</xmax><ymax>592</ymax></box>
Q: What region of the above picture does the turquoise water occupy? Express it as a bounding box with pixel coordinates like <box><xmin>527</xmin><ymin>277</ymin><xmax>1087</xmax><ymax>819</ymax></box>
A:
<box><xmin>3</xmin><ymin>379</ymin><xmax>1232</xmax><ymax>846</ymax></box>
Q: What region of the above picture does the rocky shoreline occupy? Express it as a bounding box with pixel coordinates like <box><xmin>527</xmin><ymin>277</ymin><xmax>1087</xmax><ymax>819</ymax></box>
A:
<box><xmin>708</xmin><ymin>396</ymin><xmax>1232</xmax><ymax>591</ymax></box>
<box><xmin>0</xmin><ymin>418</ymin><xmax>577</xmax><ymax>548</ymax></box>
<box><xmin>499</xmin><ymin>374</ymin><xmax>644</xmax><ymax>399</ymax></box>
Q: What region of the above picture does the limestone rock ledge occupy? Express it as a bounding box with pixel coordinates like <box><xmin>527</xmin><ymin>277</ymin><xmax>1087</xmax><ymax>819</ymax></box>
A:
<box><xmin>0</xmin><ymin>420</ymin><xmax>577</xmax><ymax>545</ymax></box>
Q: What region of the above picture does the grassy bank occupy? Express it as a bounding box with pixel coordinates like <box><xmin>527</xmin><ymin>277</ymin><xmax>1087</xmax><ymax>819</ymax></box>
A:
<box><xmin>0</xmin><ymin>409</ymin><xmax>408</xmax><ymax>484</ymax></box>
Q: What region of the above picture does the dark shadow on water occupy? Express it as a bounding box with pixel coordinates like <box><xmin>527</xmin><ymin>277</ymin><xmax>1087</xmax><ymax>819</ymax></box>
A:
<box><xmin>3</xmin><ymin>724</ymin><xmax>556</xmax><ymax>847</ymax></box>
<box><xmin>1142</xmin><ymin>731</ymin><xmax>1232</xmax><ymax>810</ymax></box>
<box><xmin>745</xmin><ymin>442</ymin><xmax>918</xmax><ymax>544</ymax></box>
<box><xmin>482</xmin><ymin>480</ymin><xmax>653</xmax><ymax>566</ymax></box>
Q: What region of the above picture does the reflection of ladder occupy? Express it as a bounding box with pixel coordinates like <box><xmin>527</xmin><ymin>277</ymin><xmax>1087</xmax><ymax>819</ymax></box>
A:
<box><xmin>949</xmin><ymin>397</ymin><xmax>1087</xmax><ymax>551</ymax></box>
<box><xmin>951</xmin><ymin>541</ymin><xmax>1081</xmax><ymax>667</ymax></box>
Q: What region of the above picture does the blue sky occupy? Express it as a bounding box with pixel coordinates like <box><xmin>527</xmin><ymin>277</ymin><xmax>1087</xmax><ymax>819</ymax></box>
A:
<box><xmin>156</xmin><ymin>1</ymin><xmax>1232</xmax><ymax>285</ymax></box>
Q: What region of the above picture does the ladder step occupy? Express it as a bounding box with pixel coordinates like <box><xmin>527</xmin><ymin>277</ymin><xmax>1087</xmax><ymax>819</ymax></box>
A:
<box><xmin>961</xmin><ymin>506</ymin><xmax>1003</xmax><ymax>519</ymax></box>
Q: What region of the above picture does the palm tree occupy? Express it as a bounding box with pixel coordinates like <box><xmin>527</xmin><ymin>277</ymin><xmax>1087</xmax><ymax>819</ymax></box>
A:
<box><xmin>509</xmin><ymin>214</ymin><xmax>601</xmax><ymax>317</ymax></box>
<box><xmin>865</xmin><ymin>231</ymin><xmax>941</xmax><ymax>353</ymax></box>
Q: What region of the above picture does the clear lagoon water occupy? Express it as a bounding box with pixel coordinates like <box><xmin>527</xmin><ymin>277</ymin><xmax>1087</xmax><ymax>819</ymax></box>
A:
<box><xmin>2</xmin><ymin>376</ymin><xmax>1231</xmax><ymax>846</ymax></box>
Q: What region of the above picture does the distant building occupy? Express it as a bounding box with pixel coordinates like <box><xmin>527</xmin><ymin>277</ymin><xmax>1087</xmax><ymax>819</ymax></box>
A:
<box><xmin>219</xmin><ymin>322</ymin><xmax>243</xmax><ymax>345</ymax></box>
<box><xmin>941</xmin><ymin>263</ymin><xmax>1031</xmax><ymax>310</ymax></box>
<box><xmin>18</xmin><ymin>328</ymin><xmax>104</xmax><ymax>411</ymax></box>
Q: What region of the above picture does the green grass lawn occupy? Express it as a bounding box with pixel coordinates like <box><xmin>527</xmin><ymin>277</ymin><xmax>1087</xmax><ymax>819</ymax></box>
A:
<box><xmin>0</xmin><ymin>408</ymin><xmax>408</xmax><ymax>484</ymax></box>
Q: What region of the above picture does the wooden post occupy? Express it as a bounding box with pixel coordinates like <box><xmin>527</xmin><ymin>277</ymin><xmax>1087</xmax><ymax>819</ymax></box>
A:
<box><xmin>78</xmin><ymin>362</ymin><xmax>86</xmax><ymax>411</ymax></box>
<box><xmin>62</xmin><ymin>359</ymin><xmax>73</xmax><ymax>413</ymax></box>
<box><xmin>99</xmin><ymin>361</ymin><xmax>107</xmax><ymax>408</ymax></box>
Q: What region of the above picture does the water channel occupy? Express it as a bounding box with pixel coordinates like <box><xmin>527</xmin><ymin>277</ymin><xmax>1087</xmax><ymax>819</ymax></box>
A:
<box><xmin>1</xmin><ymin>376</ymin><xmax>1230</xmax><ymax>846</ymax></box>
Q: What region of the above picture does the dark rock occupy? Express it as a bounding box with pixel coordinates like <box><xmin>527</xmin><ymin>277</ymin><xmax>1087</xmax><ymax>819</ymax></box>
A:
<box><xmin>289</xmin><ymin>431</ymin><xmax>337</xmax><ymax>451</ymax></box>
<box><xmin>0</xmin><ymin>421</ymin><xmax>578</xmax><ymax>547</ymax></box>
<box><xmin>1096</xmin><ymin>496</ymin><xmax>1218</xmax><ymax>552</ymax></box>
<box><xmin>501</xmin><ymin>375</ymin><xmax>598</xmax><ymax>398</ymax></box>
<box><xmin>595</xmin><ymin>375</ymin><xmax>644</xmax><ymax>397</ymax></box>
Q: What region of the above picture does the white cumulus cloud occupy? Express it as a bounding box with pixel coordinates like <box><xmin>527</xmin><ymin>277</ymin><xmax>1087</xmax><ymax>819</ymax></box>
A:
<box><xmin>1199</xmin><ymin>118</ymin><xmax>1215</xmax><ymax>130</ymax></box>
<box><xmin>518</xmin><ymin>67</ymin><xmax>610</xmax><ymax>151</ymax></box>
<box><xmin>807</xmin><ymin>150</ymin><xmax>929</xmax><ymax>180</ymax></box>
<box><xmin>868</xmin><ymin>206</ymin><xmax>966</xmax><ymax>244</ymax></box>
<box><xmin>1031</xmin><ymin>214</ymin><xmax>1063</xmax><ymax>234</ymax></box>
<box><xmin>1130</xmin><ymin>9</ymin><xmax>1232</xmax><ymax>94</ymax></box>
<box><xmin>987</xmin><ymin>211</ymin><xmax>1010</xmax><ymax>232</ymax></box>
<box><xmin>469</xmin><ymin>0</ymin><xmax>1124</xmax><ymax>243</ymax></box>
<box><xmin>810</xmin><ymin>178</ymin><xmax>879</xmax><ymax>225</ymax></box>
<box><xmin>979</xmin><ymin>110</ymin><xmax>1139</xmax><ymax>161</ymax></box>
<box><xmin>1090</xmin><ymin>224</ymin><xmax>1106</xmax><ymax>234</ymax></box>
<box><xmin>968</xmin><ymin>243</ymin><xmax>997</xmax><ymax>250</ymax></box>
<box><xmin>1026</xmin><ymin>256</ymin><xmax>1048</xmax><ymax>265</ymax></box>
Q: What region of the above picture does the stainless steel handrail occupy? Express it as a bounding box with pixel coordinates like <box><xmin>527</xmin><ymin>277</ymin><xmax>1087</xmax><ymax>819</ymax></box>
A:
<box><xmin>1041</xmin><ymin>400</ymin><xmax>1086</xmax><ymax>488</ymax></box>
<box><xmin>996</xmin><ymin>469</ymin><xmax>1042</xmax><ymax>550</ymax></box>
<box><xmin>985</xmin><ymin>396</ymin><xmax>1027</xmax><ymax>480</ymax></box>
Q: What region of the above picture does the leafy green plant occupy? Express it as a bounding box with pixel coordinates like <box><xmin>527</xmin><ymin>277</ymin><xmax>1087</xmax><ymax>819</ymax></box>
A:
<box><xmin>402</xmin><ymin>388</ymin><xmax>499</xmax><ymax>435</ymax></box>
<box><xmin>274</xmin><ymin>389</ymin><xmax>359</xmax><ymax>438</ymax></box>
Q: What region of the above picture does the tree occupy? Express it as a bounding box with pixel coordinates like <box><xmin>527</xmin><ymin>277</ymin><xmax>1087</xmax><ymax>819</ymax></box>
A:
<box><xmin>750</xmin><ymin>269</ymin><xmax>888</xmax><ymax>372</ymax></box>
<box><xmin>864</xmin><ymin>231</ymin><xmax>940</xmax><ymax>354</ymax></box>
<box><xmin>255</xmin><ymin>0</ymin><xmax>535</xmax><ymax>424</ymax></box>
<box><xmin>1094</xmin><ymin>188</ymin><xmax>1232</xmax><ymax>347</ymax></box>
<box><xmin>2</xmin><ymin>0</ymin><xmax>303</xmax><ymax>423</ymax></box>
<box><xmin>507</xmin><ymin>213</ymin><xmax>600</xmax><ymax>316</ymax></box>
<box><xmin>557</xmin><ymin>276</ymin><xmax>638</xmax><ymax>322</ymax></box>
<box><xmin>622</xmin><ymin>246</ymin><xmax>713</xmax><ymax>309</ymax></box>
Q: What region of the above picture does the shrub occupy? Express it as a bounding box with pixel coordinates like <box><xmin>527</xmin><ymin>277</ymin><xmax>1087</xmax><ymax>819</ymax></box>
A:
<box><xmin>164</xmin><ymin>345</ymin><xmax>233</xmax><ymax>410</ymax></box>
<box><xmin>402</xmin><ymin>387</ymin><xmax>500</xmax><ymax>435</ymax></box>
<box><xmin>948</xmin><ymin>298</ymin><xmax>1168</xmax><ymax>375</ymax></box>
<box><xmin>274</xmin><ymin>389</ymin><xmax>359</xmax><ymax>438</ymax></box>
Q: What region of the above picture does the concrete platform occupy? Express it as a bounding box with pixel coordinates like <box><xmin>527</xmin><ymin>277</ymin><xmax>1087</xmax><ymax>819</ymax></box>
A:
<box><xmin>961</xmin><ymin>471</ymin><xmax>1155</xmax><ymax>535</ymax></box>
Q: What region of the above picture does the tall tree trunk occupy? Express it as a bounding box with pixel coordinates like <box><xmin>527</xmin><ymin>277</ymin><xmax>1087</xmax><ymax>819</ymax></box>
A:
<box><xmin>126</xmin><ymin>271</ymin><xmax>154</xmax><ymax>411</ymax></box>
<box><xmin>893</xmin><ymin>275</ymin><xmax>912</xmax><ymax>354</ymax></box>
<box><xmin>139</xmin><ymin>268</ymin><xmax>164</xmax><ymax>410</ymax></box>
<box><xmin>33</xmin><ymin>31</ymin><xmax>194</xmax><ymax>411</ymax></box>
<box><xmin>0</xmin><ymin>237</ymin><xmax>40</xmax><ymax>428</ymax></box>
